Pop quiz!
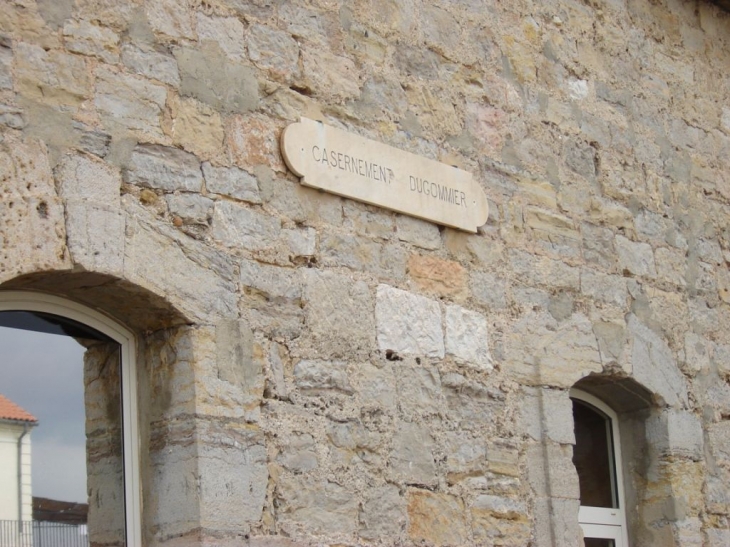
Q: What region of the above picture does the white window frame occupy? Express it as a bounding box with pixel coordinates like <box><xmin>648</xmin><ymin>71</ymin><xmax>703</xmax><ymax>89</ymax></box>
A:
<box><xmin>0</xmin><ymin>291</ymin><xmax>142</xmax><ymax>546</ymax></box>
<box><xmin>570</xmin><ymin>388</ymin><xmax>630</xmax><ymax>547</ymax></box>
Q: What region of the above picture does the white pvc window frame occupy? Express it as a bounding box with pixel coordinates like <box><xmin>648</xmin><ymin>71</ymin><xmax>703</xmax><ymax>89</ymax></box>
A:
<box><xmin>570</xmin><ymin>389</ymin><xmax>630</xmax><ymax>547</ymax></box>
<box><xmin>0</xmin><ymin>291</ymin><xmax>142</xmax><ymax>546</ymax></box>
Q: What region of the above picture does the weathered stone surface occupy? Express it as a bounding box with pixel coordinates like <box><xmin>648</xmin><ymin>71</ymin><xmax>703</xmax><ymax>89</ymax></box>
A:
<box><xmin>300</xmin><ymin>46</ymin><xmax>361</xmax><ymax>102</ymax></box>
<box><xmin>62</xmin><ymin>20</ymin><xmax>119</xmax><ymax>63</ymax></box>
<box><xmin>376</xmin><ymin>285</ymin><xmax>444</xmax><ymax>357</ymax></box>
<box><xmin>527</xmin><ymin>442</ymin><xmax>580</xmax><ymax>500</ymax></box>
<box><xmin>196</xmin><ymin>13</ymin><xmax>246</xmax><ymax>61</ymax></box>
<box><xmin>163</xmin><ymin>95</ymin><xmax>225</xmax><ymax>160</ymax></box>
<box><xmin>277</xmin><ymin>432</ymin><xmax>318</xmax><ymax>473</ymax></box>
<box><xmin>94</xmin><ymin>66</ymin><xmax>167</xmax><ymax>140</ymax></box>
<box><xmin>121</xmin><ymin>44</ymin><xmax>180</xmax><ymax>87</ymax></box>
<box><xmin>240</xmin><ymin>261</ymin><xmax>300</xmax><ymax>300</ymax></box>
<box><xmin>301</xmin><ymin>269</ymin><xmax>374</xmax><ymax>358</ymax></box>
<box><xmin>146</xmin><ymin>0</ymin><xmax>195</xmax><ymax>41</ymax></box>
<box><xmin>15</xmin><ymin>42</ymin><xmax>92</xmax><ymax>105</ymax></box>
<box><xmin>319</xmin><ymin>233</ymin><xmax>407</xmax><ymax>279</ymax></box>
<box><xmin>628</xmin><ymin>314</ymin><xmax>689</xmax><ymax>408</ymax></box>
<box><xmin>647</xmin><ymin>409</ymin><xmax>704</xmax><ymax>460</ymax></box>
<box><xmin>65</xmin><ymin>202</ymin><xmax>124</xmax><ymax>274</ymax></box>
<box><xmin>226</xmin><ymin>113</ymin><xmax>284</xmax><ymax>172</ymax></box>
<box><xmin>445</xmin><ymin>304</ymin><xmax>492</xmax><ymax>370</ymax></box>
<box><xmin>165</xmin><ymin>194</ymin><xmax>213</xmax><ymax>225</ymax></box>
<box><xmin>395</xmin><ymin>214</ymin><xmax>441</xmax><ymax>250</ymax></box>
<box><xmin>445</xmin><ymin>431</ymin><xmax>486</xmax><ymax>477</ymax></box>
<box><xmin>203</xmin><ymin>163</ymin><xmax>261</xmax><ymax>203</ymax></box>
<box><xmin>396</xmin><ymin>364</ymin><xmax>442</xmax><ymax>418</ymax></box>
<box><xmin>616</xmin><ymin>234</ymin><xmax>657</xmax><ymax>278</ymax></box>
<box><xmin>124</xmin><ymin>144</ymin><xmax>202</xmax><ymax>192</ymax></box>
<box><xmin>359</xmin><ymin>485</ymin><xmax>406</xmax><ymax>540</ymax></box>
<box><xmin>520</xmin><ymin>387</ymin><xmax>575</xmax><ymax>444</ymax></box>
<box><xmin>176</xmin><ymin>44</ymin><xmax>258</xmax><ymax>113</ymax></box>
<box><xmin>406</xmin><ymin>490</ymin><xmax>468</xmax><ymax>546</ymax></box>
<box><xmin>509</xmin><ymin>249</ymin><xmax>580</xmax><ymax>290</ymax></box>
<box><xmin>390</xmin><ymin>421</ymin><xmax>437</xmax><ymax>486</ymax></box>
<box><xmin>247</xmin><ymin>24</ymin><xmax>299</xmax><ymax>81</ymax></box>
<box><xmin>55</xmin><ymin>152</ymin><xmax>121</xmax><ymax>205</ymax></box>
<box><xmin>211</xmin><ymin>201</ymin><xmax>280</xmax><ymax>250</ymax></box>
<box><xmin>407</xmin><ymin>254</ymin><xmax>467</xmax><ymax>299</ymax></box>
<box><xmin>293</xmin><ymin>360</ymin><xmax>353</xmax><ymax>394</ymax></box>
<box><xmin>580</xmin><ymin>268</ymin><xmax>628</xmax><ymax>307</ymax></box>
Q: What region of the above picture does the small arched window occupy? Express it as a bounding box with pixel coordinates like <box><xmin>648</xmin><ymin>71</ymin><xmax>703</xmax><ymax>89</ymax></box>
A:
<box><xmin>570</xmin><ymin>389</ymin><xmax>629</xmax><ymax>547</ymax></box>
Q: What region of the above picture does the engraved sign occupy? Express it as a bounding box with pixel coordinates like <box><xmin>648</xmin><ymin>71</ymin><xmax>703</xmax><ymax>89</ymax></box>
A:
<box><xmin>281</xmin><ymin>117</ymin><xmax>489</xmax><ymax>232</ymax></box>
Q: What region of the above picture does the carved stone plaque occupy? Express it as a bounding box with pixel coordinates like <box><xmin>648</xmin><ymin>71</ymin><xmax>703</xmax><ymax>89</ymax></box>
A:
<box><xmin>281</xmin><ymin>117</ymin><xmax>489</xmax><ymax>232</ymax></box>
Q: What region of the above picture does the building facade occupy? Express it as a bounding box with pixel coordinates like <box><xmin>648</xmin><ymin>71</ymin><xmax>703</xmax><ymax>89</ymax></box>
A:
<box><xmin>1</xmin><ymin>0</ymin><xmax>729</xmax><ymax>545</ymax></box>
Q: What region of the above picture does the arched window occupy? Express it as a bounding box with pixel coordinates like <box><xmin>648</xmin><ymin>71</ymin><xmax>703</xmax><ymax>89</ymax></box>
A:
<box><xmin>0</xmin><ymin>291</ymin><xmax>141</xmax><ymax>546</ymax></box>
<box><xmin>571</xmin><ymin>389</ymin><xmax>629</xmax><ymax>547</ymax></box>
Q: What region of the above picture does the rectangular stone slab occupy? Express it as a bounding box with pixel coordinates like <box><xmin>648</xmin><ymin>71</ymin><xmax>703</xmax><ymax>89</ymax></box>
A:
<box><xmin>281</xmin><ymin>117</ymin><xmax>489</xmax><ymax>232</ymax></box>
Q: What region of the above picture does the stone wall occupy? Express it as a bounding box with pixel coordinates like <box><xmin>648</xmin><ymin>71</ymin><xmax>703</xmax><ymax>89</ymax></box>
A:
<box><xmin>1</xmin><ymin>0</ymin><xmax>730</xmax><ymax>545</ymax></box>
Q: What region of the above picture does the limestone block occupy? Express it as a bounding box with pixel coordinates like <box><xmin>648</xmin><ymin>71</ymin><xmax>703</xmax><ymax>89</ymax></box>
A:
<box><xmin>527</xmin><ymin>442</ymin><xmax>580</xmax><ymax>500</ymax></box>
<box><xmin>532</xmin><ymin>497</ymin><xmax>582</xmax><ymax>547</ymax></box>
<box><xmin>581</xmin><ymin>222</ymin><xmax>618</xmax><ymax>270</ymax></box>
<box><xmin>165</xmin><ymin>194</ymin><xmax>213</xmax><ymax>225</ymax></box>
<box><xmin>509</xmin><ymin>249</ymin><xmax>580</xmax><ymax>290</ymax></box>
<box><xmin>655</xmin><ymin>246</ymin><xmax>687</xmax><ymax>287</ymax></box>
<box><xmin>300</xmin><ymin>46</ymin><xmax>361</xmax><ymax>102</ymax></box>
<box><xmin>302</xmin><ymin>269</ymin><xmax>375</xmax><ymax>358</ymax></box>
<box><xmin>95</xmin><ymin>67</ymin><xmax>167</xmax><ymax>141</ymax></box>
<box><xmin>359</xmin><ymin>485</ymin><xmax>406</xmax><ymax>540</ymax></box>
<box><xmin>15</xmin><ymin>42</ymin><xmax>92</xmax><ymax>105</ymax></box>
<box><xmin>376</xmin><ymin>284</ymin><xmax>444</xmax><ymax>357</ymax></box>
<box><xmin>707</xmin><ymin>529</ymin><xmax>730</xmax><ymax>547</ymax></box>
<box><xmin>62</xmin><ymin>20</ymin><xmax>119</xmax><ymax>63</ymax></box>
<box><xmin>696</xmin><ymin>238</ymin><xmax>723</xmax><ymax>265</ymax></box>
<box><xmin>406</xmin><ymin>490</ymin><xmax>468</xmax><ymax>546</ymax></box>
<box><xmin>176</xmin><ymin>44</ymin><xmax>258</xmax><ymax>113</ymax></box>
<box><xmin>722</xmin><ymin>106</ymin><xmax>730</xmax><ymax>135</ymax></box>
<box><xmin>0</xmin><ymin>44</ymin><xmax>13</xmax><ymax>90</ymax></box>
<box><xmin>504</xmin><ymin>312</ymin><xmax>602</xmax><ymax>388</ymax></box>
<box><xmin>282</xmin><ymin>227</ymin><xmax>315</xmax><ymax>257</ymax></box>
<box><xmin>421</xmin><ymin>4</ymin><xmax>461</xmax><ymax>61</ymax></box>
<box><xmin>342</xmin><ymin>201</ymin><xmax>394</xmax><ymax>241</ymax></box>
<box><xmin>163</xmin><ymin>95</ymin><xmax>225</xmax><ymax>160</ymax></box>
<box><xmin>293</xmin><ymin>360</ymin><xmax>353</xmax><ymax>394</ymax></box>
<box><xmin>146</xmin><ymin>0</ymin><xmax>195</xmax><ymax>41</ymax></box>
<box><xmin>682</xmin><ymin>332</ymin><xmax>711</xmax><ymax>376</ymax></box>
<box><xmin>524</xmin><ymin>206</ymin><xmax>581</xmax><ymax>242</ymax></box>
<box><xmin>615</xmin><ymin>235</ymin><xmax>657</xmax><ymax>278</ymax></box>
<box><xmin>275</xmin><ymin>476</ymin><xmax>358</xmax><ymax>536</ymax></box>
<box><xmin>470</xmin><ymin>270</ymin><xmax>508</xmax><ymax>310</ymax></box>
<box><xmin>226</xmin><ymin>113</ymin><xmax>284</xmax><ymax>172</ymax></box>
<box><xmin>351</xmin><ymin>362</ymin><xmax>397</xmax><ymax>410</ymax></box>
<box><xmin>0</xmin><ymin>104</ymin><xmax>25</xmax><ymax>130</ymax></box>
<box><xmin>203</xmin><ymin>162</ymin><xmax>261</xmax><ymax>204</ymax></box>
<box><xmin>197</xmin><ymin>428</ymin><xmax>268</xmax><ymax>528</ymax></box>
<box><xmin>211</xmin><ymin>200</ymin><xmax>280</xmax><ymax>250</ymax></box>
<box><xmin>241</xmin><ymin>260</ymin><xmax>300</xmax><ymax>300</ymax></box>
<box><xmin>442</xmin><ymin>372</ymin><xmax>503</xmax><ymax>430</ymax></box>
<box><xmin>520</xmin><ymin>387</ymin><xmax>575</xmax><ymax>445</ymax></box>
<box><xmin>445</xmin><ymin>304</ymin><xmax>492</xmax><ymax>370</ymax></box>
<box><xmin>395</xmin><ymin>214</ymin><xmax>441</xmax><ymax>250</ymax></box>
<box><xmin>396</xmin><ymin>364</ymin><xmax>442</xmax><ymax>418</ymax></box>
<box><xmin>196</xmin><ymin>13</ymin><xmax>246</xmax><ymax>61</ymax></box>
<box><xmin>55</xmin><ymin>152</ymin><xmax>121</xmax><ymax>205</ymax></box>
<box><xmin>390</xmin><ymin>421</ymin><xmax>437</xmax><ymax>487</ymax></box>
<box><xmin>75</xmin><ymin>123</ymin><xmax>111</xmax><ymax>158</ymax></box>
<box><xmin>247</xmin><ymin>24</ymin><xmax>300</xmax><ymax>81</ymax></box>
<box><xmin>121</xmin><ymin>44</ymin><xmax>180</xmax><ymax>87</ymax></box>
<box><xmin>407</xmin><ymin>254</ymin><xmax>467</xmax><ymax>299</ymax></box>
<box><xmin>277</xmin><ymin>432</ymin><xmax>318</xmax><ymax>473</ymax></box>
<box><xmin>123</xmin><ymin>202</ymin><xmax>237</xmax><ymax>322</ymax></box>
<box><xmin>444</xmin><ymin>431</ymin><xmax>487</xmax><ymax>477</ymax></box>
<box><xmin>65</xmin><ymin>202</ymin><xmax>124</xmax><ymax>275</ymax></box>
<box><xmin>593</xmin><ymin>320</ymin><xmax>627</xmax><ymax>366</ymax></box>
<box><xmin>628</xmin><ymin>314</ymin><xmax>689</xmax><ymax>408</ymax></box>
<box><xmin>258</xmin><ymin>170</ymin><xmax>343</xmax><ymax>225</ymax></box>
<box><xmin>320</xmin><ymin>233</ymin><xmax>407</xmax><ymax>279</ymax></box>
<box><xmin>125</xmin><ymin>144</ymin><xmax>202</xmax><ymax>192</ymax></box>
<box><xmin>580</xmin><ymin>268</ymin><xmax>628</xmax><ymax>307</ymax></box>
<box><xmin>708</xmin><ymin>421</ymin><xmax>730</xmax><ymax>465</ymax></box>
<box><xmin>647</xmin><ymin>409</ymin><xmax>704</xmax><ymax>460</ymax></box>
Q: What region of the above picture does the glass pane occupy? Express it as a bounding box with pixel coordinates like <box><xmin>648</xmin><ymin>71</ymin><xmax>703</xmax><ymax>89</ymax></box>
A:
<box><xmin>585</xmin><ymin>539</ymin><xmax>615</xmax><ymax>547</ymax></box>
<box><xmin>0</xmin><ymin>312</ymin><xmax>126</xmax><ymax>546</ymax></box>
<box><xmin>572</xmin><ymin>399</ymin><xmax>617</xmax><ymax>508</ymax></box>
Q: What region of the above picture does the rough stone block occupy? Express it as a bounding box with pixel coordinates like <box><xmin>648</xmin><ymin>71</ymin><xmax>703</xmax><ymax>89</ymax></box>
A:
<box><xmin>376</xmin><ymin>284</ymin><xmax>444</xmax><ymax>357</ymax></box>
<box><xmin>55</xmin><ymin>152</ymin><xmax>121</xmax><ymax>205</ymax></box>
<box><xmin>211</xmin><ymin>201</ymin><xmax>280</xmax><ymax>251</ymax></box>
<box><xmin>240</xmin><ymin>260</ymin><xmax>300</xmax><ymax>300</ymax></box>
<box><xmin>390</xmin><ymin>421</ymin><xmax>437</xmax><ymax>487</ymax></box>
<box><xmin>520</xmin><ymin>387</ymin><xmax>575</xmax><ymax>445</ymax></box>
<box><xmin>293</xmin><ymin>360</ymin><xmax>353</xmax><ymax>394</ymax></box>
<box><xmin>628</xmin><ymin>314</ymin><xmax>689</xmax><ymax>408</ymax></box>
<box><xmin>0</xmin><ymin>45</ymin><xmax>12</xmax><ymax>90</ymax></box>
<box><xmin>203</xmin><ymin>163</ymin><xmax>261</xmax><ymax>204</ymax></box>
<box><xmin>580</xmin><ymin>268</ymin><xmax>628</xmax><ymax>307</ymax></box>
<box><xmin>470</xmin><ymin>270</ymin><xmax>508</xmax><ymax>310</ymax></box>
<box><xmin>166</xmin><ymin>194</ymin><xmax>213</xmax><ymax>225</ymax></box>
<box><xmin>320</xmin><ymin>232</ymin><xmax>407</xmax><ymax>279</ymax></box>
<box><xmin>407</xmin><ymin>254</ymin><xmax>467</xmax><ymax>299</ymax></box>
<box><xmin>196</xmin><ymin>13</ymin><xmax>246</xmax><ymax>61</ymax></box>
<box><xmin>300</xmin><ymin>46</ymin><xmax>361</xmax><ymax>102</ymax></box>
<box><xmin>445</xmin><ymin>304</ymin><xmax>492</xmax><ymax>370</ymax></box>
<box><xmin>301</xmin><ymin>269</ymin><xmax>374</xmax><ymax>358</ymax></box>
<box><xmin>124</xmin><ymin>144</ymin><xmax>202</xmax><ymax>192</ymax></box>
<box><xmin>247</xmin><ymin>24</ymin><xmax>299</xmax><ymax>81</ymax></box>
<box><xmin>62</xmin><ymin>19</ymin><xmax>119</xmax><ymax>63</ymax></box>
<box><xmin>282</xmin><ymin>227</ymin><xmax>315</xmax><ymax>257</ymax></box>
<box><xmin>655</xmin><ymin>246</ymin><xmax>688</xmax><ymax>287</ymax></box>
<box><xmin>94</xmin><ymin>67</ymin><xmax>167</xmax><ymax>141</ymax></box>
<box><xmin>406</xmin><ymin>490</ymin><xmax>468</xmax><ymax>546</ymax></box>
<box><xmin>527</xmin><ymin>442</ymin><xmax>580</xmax><ymax>500</ymax></box>
<box><xmin>509</xmin><ymin>249</ymin><xmax>580</xmax><ymax>290</ymax></box>
<box><xmin>146</xmin><ymin>0</ymin><xmax>195</xmax><ymax>41</ymax></box>
<box><xmin>444</xmin><ymin>431</ymin><xmax>487</xmax><ymax>476</ymax></box>
<box><xmin>647</xmin><ymin>409</ymin><xmax>704</xmax><ymax>460</ymax></box>
<box><xmin>121</xmin><ymin>44</ymin><xmax>180</xmax><ymax>87</ymax></box>
<box><xmin>708</xmin><ymin>421</ymin><xmax>730</xmax><ymax>465</ymax></box>
<box><xmin>395</xmin><ymin>214</ymin><xmax>441</xmax><ymax>250</ymax></box>
<box><xmin>615</xmin><ymin>234</ymin><xmax>657</xmax><ymax>278</ymax></box>
<box><xmin>277</xmin><ymin>432</ymin><xmax>318</xmax><ymax>473</ymax></box>
<box><xmin>15</xmin><ymin>42</ymin><xmax>92</xmax><ymax>105</ymax></box>
<box><xmin>65</xmin><ymin>202</ymin><xmax>124</xmax><ymax>275</ymax></box>
<box><xmin>532</xmin><ymin>497</ymin><xmax>582</xmax><ymax>547</ymax></box>
<box><xmin>164</xmin><ymin>95</ymin><xmax>225</xmax><ymax>161</ymax></box>
<box><xmin>359</xmin><ymin>485</ymin><xmax>406</xmax><ymax>540</ymax></box>
<box><xmin>352</xmin><ymin>362</ymin><xmax>397</xmax><ymax>410</ymax></box>
<box><xmin>396</xmin><ymin>364</ymin><xmax>442</xmax><ymax>418</ymax></box>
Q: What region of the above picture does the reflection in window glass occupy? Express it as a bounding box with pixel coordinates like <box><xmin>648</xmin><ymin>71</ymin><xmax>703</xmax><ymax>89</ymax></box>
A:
<box><xmin>0</xmin><ymin>312</ymin><xmax>126</xmax><ymax>546</ymax></box>
<box><xmin>572</xmin><ymin>399</ymin><xmax>617</xmax><ymax>509</ymax></box>
<box><xmin>585</xmin><ymin>539</ymin><xmax>615</xmax><ymax>547</ymax></box>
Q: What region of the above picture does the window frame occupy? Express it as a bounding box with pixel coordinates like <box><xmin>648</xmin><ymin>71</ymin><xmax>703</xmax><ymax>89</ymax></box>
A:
<box><xmin>570</xmin><ymin>388</ymin><xmax>630</xmax><ymax>547</ymax></box>
<box><xmin>0</xmin><ymin>290</ymin><xmax>142</xmax><ymax>546</ymax></box>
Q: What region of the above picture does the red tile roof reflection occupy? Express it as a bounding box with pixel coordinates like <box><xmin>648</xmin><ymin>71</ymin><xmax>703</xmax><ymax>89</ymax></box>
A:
<box><xmin>0</xmin><ymin>394</ymin><xmax>38</xmax><ymax>423</ymax></box>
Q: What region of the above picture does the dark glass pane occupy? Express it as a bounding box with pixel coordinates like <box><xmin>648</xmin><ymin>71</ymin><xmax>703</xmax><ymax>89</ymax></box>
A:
<box><xmin>584</xmin><ymin>539</ymin><xmax>615</xmax><ymax>547</ymax></box>
<box><xmin>572</xmin><ymin>399</ymin><xmax>616</xmax><ymax>508</ymax></box>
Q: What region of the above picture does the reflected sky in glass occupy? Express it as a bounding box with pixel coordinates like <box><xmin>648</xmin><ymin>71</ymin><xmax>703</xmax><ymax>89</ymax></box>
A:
<box><xmin>1</xmin><ymin>326</ymin><xmax>87</xmax><ymax>503</ymax></box>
